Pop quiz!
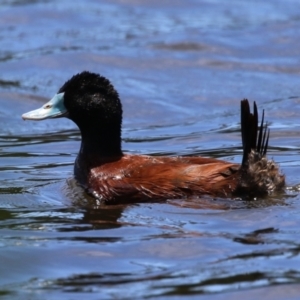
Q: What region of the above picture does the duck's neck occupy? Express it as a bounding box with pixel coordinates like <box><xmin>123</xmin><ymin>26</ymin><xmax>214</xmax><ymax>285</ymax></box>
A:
<box><xmin>77</xmin><ymin>123</ymin><xmax>123</xmax><ymax>165</ymax></box>
<box><xmin>74</xmin><ymin>125</ymin><xmax>123</xmax><ymax>186</ymax></box>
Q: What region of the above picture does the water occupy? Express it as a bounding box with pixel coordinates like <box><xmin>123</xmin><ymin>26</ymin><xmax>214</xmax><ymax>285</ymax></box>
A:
<box><xmin>1</xmin><ymin>0</ymin><xmax>300</xmax><ymax>299</ymax></box>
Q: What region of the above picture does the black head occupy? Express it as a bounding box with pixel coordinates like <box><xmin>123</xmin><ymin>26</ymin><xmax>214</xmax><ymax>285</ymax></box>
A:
<box><xmin>58</xmin><ymin>71</ymin><xmax>123</xmax><ymax>131</ymax></box>
<box><xmin>57</xmin><ymin>71</ymin><xmax>123</xmax><ymax>157</ymax></box>
<box><xmin>22</xmin><ymin>71</ymin><xmax>123</xmax><ymax>157</ymax></box>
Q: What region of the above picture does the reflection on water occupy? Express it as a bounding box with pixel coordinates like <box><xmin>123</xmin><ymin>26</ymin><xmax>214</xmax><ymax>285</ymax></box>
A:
<box><xmin>1</xmin><ymin>0</ymin><xmax>300</xmax><ymax>299</ymax></box>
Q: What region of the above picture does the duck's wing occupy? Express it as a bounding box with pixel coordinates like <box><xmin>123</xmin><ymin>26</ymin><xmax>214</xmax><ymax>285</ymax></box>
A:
<box><xmin>88</xmin><ymin>155</ymin><xmax>239</xmax><ymax>203</ymax></box>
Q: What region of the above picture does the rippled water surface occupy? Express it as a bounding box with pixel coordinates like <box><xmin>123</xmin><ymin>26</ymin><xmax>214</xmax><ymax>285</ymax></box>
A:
<box><xmin>1</xmin><ymin>0</ymin><xmax>300</xmax><ymax>299</ymax></box>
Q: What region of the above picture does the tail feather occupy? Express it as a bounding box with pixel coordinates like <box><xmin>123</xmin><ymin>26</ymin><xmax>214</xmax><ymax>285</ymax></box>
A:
<box><xmin>237</xmin><ymin>99</ymin><xmax>284</xmax><ymax>196</ymax></box>
<box><xmin>241</xmin><ymin>99</ymin><xmax>269</xmax><ymax>167</ymax></box>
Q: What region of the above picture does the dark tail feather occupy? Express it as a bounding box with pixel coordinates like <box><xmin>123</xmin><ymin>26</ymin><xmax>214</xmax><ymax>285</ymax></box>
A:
<box><xmin>241</xmin><ymin>99</ymin><xmax>270</xmax><ymax>167</ymax></box>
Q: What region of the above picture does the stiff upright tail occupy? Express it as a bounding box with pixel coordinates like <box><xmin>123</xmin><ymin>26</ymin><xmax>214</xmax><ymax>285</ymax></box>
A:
<box><xmin>240</xmin><ymin>99</ymin><xmax>269</xmax><ymax>167</ymax></box>
<box><xmin>236</xmin><ymin>99</ymin><xmax>284</xmax><ymax>196</ymax></box>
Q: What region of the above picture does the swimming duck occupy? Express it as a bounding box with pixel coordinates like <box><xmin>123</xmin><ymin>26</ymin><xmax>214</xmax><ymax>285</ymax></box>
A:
<box><xmin>22</xmin><ymin>71</ymin><xmax>285</xmax><ymax>203</ymax></box>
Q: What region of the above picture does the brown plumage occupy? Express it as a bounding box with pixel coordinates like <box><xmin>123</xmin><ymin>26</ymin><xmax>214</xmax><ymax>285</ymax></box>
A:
<box><xmin>22</xmin><ymin>72</ymin><xmax>285</xmax><ymax>203</ymax></box>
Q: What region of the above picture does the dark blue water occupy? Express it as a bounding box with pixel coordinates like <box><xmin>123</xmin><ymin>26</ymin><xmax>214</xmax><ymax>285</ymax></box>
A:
<box><xmin>1</xmin><ymin>1</ymin><xmax>300</xmax><ymax>299</ymax></box>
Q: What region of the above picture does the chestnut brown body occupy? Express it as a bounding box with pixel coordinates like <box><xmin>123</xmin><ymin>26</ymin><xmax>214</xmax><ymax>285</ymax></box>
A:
<box><xmin>75</xmin><ymin>154</ymin><xmax>240</xmax><ymax>203</ymax></box>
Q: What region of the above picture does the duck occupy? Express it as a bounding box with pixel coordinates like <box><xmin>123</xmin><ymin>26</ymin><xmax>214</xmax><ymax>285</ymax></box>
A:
<box><xmin>22</xmin><ymin>71</ymin><xmax>285</xmax><ymax>204</ymax></box>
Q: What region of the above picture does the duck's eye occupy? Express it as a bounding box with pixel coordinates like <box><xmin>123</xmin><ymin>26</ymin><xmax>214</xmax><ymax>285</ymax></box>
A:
<box><xmin>44</xmin><ymin>104</ymin><xmax>52</xmax><ymax>109</ymax></box>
